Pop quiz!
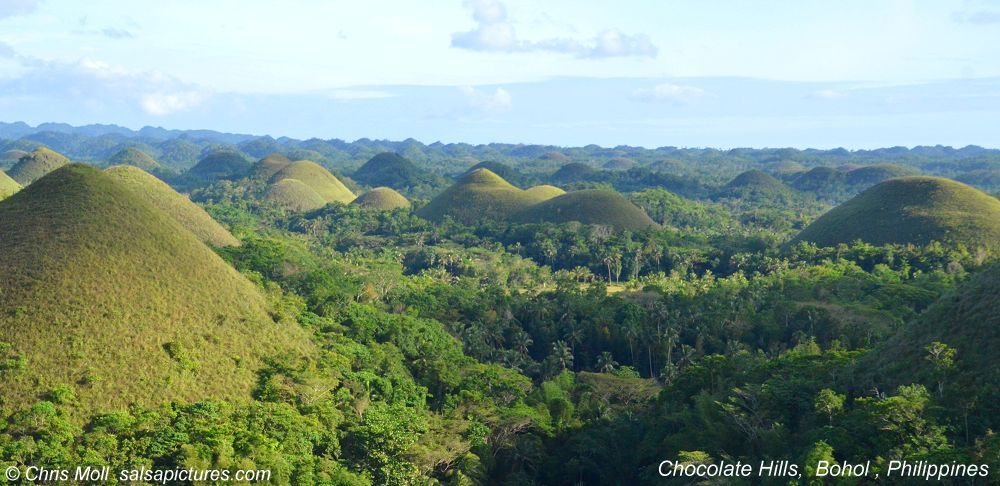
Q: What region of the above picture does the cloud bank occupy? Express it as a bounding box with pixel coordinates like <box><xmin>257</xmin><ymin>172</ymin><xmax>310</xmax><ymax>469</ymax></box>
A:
<box><xmin>451</xmin><ymin>0</ymin><xmax>657</xmax><ymax>58</ymax></box>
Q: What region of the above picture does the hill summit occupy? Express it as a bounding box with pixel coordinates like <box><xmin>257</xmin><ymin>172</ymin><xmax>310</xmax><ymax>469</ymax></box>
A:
<box><xmin>512</xmin><ymin>189</ymin><xmax>657</xmax><ymax>231</ymax></box>
<box><xmin>7</xmin><ymin>147</ymin><xmax>70</xmax><ymax>185</ymax></box>
<box><xmin>792</xmin><ymin>176</ymin><xmax>1000</xmax><ymax>249</ymax></box>
<box><xmin>105</xmin><ymin>165</ymin><xmax>240</xmax><ymax>247</ymax></box>
<box><xmin>416</xmin><ymin>168</ymin><xmax>536</xmax><ymax>224</ymax></box>
<box><xmin>353</xmin><ymin>152</ymin><xmax>437</xmax><ymax>189</ymax></box>
<box><xmin>0</xmin><ymin>165</ymin><xmax>311</xmax><ymax>413</ymax></box>
<box><xmin>352</xmin><ymin>187</ymin><xmax>411</xmax><ymax>210</ymax></box>
<box><xmin>107</xmin><ymin>147</ymin><xmax>161</xmax><ymax>171</ymax></box>
<box><xmin>269</xmin><ymin>160</ymin><xmax>355</xmax><ymax>204</ymax></box>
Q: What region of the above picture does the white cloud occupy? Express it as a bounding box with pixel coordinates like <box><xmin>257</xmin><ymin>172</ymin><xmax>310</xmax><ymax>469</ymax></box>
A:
<box><xmin>451</xmin><ymin>0</ymin><xmax>657</xmax><ymax>58</ymax></box>
<box><xmin>0</xmin><ymin>55</ymin><xmax>209</xmax><ymax>116</ymax></box>
<box><xmin>327</xmin><ymin>89</ymin><xmax>395</xmax><ymax>101</ymax></box>
<box><xmin>0</xmin><ymin>0</ymin><xmax>40</xmax><ymax>19</ymax></box>
<box><xmin>140</xmin><ymin>91</ymin><xmax>207</xmax><ymax>115</ymax></box>
<box><xmin>632</xmin><ymin>83</ymin><xmax>706</xmax><ymax>103</ymax></box>
<box><xmin>0</xmin><ymin>41</ymin><xmax>16</xmax><ymax>58</ymax></box>
<box><xmin>460</xmin><ymin>86</ymin><xmax>512</xmax><ymax>112</ymax></box>
<box><xmin>809</xmin><ymin>89</ymin><xmax>848</xmax><ymax>100</ymax></box>
<box><xmin>101</xmin><ymin>28</ymin><xmax>135</xmax><ymax>39</ymax></box>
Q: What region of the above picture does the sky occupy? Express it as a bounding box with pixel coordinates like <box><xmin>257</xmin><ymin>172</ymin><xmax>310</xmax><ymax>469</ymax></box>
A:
<box><xmin>1</xmin><ymin>0</ymin><xmax>1000</xmax><ymax>148</ymax></box>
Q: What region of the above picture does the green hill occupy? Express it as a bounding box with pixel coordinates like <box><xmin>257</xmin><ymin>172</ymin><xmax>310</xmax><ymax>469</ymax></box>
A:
<box><xmin>269</xmin><ymin>160</ymin><xmax>355</xmax><ymax>203</ymax></box>
<box><xmin>107</xmin><ymin>147</ymin><xmax>161</xmax><ymax>171</ymax></box>
<box><xmin>249</xmin><ymin>153</ymin><xmax>293</xmax><ymax>179</ymax></box>
<box><xmin>186</xmin><ymin>150</ymin><xmax>251</xmax><ymax>182</ymax></box>
<box><xmin>105</xmin><ymin>165</ymin><xmax>240</xmax><ymax>247</ymax></box>
<box><xmin>353</xmin><ymin>152</ymin><xmax>438</xmax><ymax>189</ymax></box>
<box><xmin>265</xmin><ymin>178</ymin><xmax>328</xmax><ymax>211</ymax></box>
<box><xmin>603</xmin><ymin>157</ymin><xmax>637</xmax><ymax>171</ymax></box>
<box><xmin>791</xmin><ymin>176</ymin><xmax>1000</xmax><ymax>249</ymax></box>
<box><xmin>716</xmin><ymin>169</ymin><xmax>794</xmax><ymax>200</ymax></box>
<box><xmin>863</xmin><ymin>266</ymin><xmax>1000</xmax><ymax>426</ymax></box>
<box><xmin>0</xmin><ymin>171</ymin><xmax>21</xmax><ymax>200</ymax></box>
<box><xmin>464</xmin><ymin>161</ymin><xmax>529</xmax><ymax>187</ymax></box>
<box><xmin>846</xmin><ymin>164</ymin><xmax>918</xmax><ymax>187</ymax></box>
<box><xmin>512</xmin><ymin>189</ymin><xmax>658</xmax><ymax>231</ymax></box>
<box><xmin>0</xmin><ymin>165</ymin><xmax>312</xmax><ymax>413</ymax></box>
<box><xmin>352</xmin><ymin>187</ymin><xmax>411</xmax><ymax>210</ymax></box>
<box><xmin>1</xmin><ymin>149</ymin><xmax>28</xmax><ymax>163</ymax></box>
<box><xmin>523</xmin><ymin>184</ymin><xmax>566</xmax><ymax>203</ymax></box>
<box><xmin>416</xmin><ymin>168</ymin><xmax>536</xmax><ymax>224</ymax></box>
<box><xmin>7</xmin><ymin>147</ymin><xmax>70</xmax><ymax>185</ymax></box>
<box><xmin>790</xmin><ymin>166</ymin><xmax>847</xmax><ymax>192</ymax></box>
<box><xmin>549</xmin><ymin>162</ymin><xmax>597</xmax><ymax>183</ymax></box>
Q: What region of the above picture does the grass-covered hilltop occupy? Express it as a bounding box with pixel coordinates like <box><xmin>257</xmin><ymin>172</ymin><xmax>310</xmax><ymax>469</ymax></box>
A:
<box><xmin>1</xmin><ymin>122</ymin><xmax>999</xmax><ymax>484</ymax></box>
<box><xmin>793</xmin><ymin>176</ymin><xmax>1000</xmax><ymax>249</ymax></box>
<box><xmin>0</xmin><ymin>164</ymin><xmax>311</xmax><ymax>414</ymax></box>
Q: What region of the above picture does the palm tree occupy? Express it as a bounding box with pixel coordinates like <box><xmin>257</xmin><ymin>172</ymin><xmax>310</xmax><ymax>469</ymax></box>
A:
<box><xmin>596</xmin><ymin>351</ymin><xmax>618</xmax><ymax>373</ymax></box>
<box><xmin>551</xmin><ymin>340</ymin><xmax>574</xmax><ymax>371</ymax></box>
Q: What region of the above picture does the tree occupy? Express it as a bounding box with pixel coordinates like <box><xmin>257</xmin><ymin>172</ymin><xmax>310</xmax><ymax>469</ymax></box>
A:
<box><xmin>814</xmin><ymin>388</ymin><xmax>845</xmax><ymax>425</ymax></box>
<box><xmin>802</xmin><ymin>441</ymin><xmax>836</xmax><ymax>485</ymax></box>
<box><xmin>596</xmin><ymin>352</ymin><xmax>618</xmax><ymax>373</ymax></box>
<box><xmin>924</xmin><ymin>341</ymin><xmax>956</xmax><ymax>397</ymax></box>
<box><xmin>551</xmin><ymin>341</ymin><xmax>574</xmax><ymax>371</ymax></box>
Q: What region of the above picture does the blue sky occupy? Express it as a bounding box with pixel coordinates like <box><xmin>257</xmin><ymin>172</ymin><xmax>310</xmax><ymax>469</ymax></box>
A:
<box><xmin>1</xmin><ymin>0</ymin><xmax>1000</xmax><ymax>148</ymax></box>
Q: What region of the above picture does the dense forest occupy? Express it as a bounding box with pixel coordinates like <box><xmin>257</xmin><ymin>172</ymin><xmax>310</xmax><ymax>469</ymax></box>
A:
<box><xmin>1</xmin><ymin>123</ymin><xmax>998</xmax><ymax>484</ymax></box>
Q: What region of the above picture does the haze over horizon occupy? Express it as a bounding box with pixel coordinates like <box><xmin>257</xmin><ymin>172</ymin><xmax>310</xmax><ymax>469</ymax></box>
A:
<box><xmin>2</xmin><ymin>0</ymin><xmax>1000</xmax><ymax>148</ymax></box>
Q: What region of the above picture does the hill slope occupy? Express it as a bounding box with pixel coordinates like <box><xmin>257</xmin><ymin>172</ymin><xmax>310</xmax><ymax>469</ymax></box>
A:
<box><xmin>105</xmin><ymin>165</ymin><xmax>240</xmax><ymax>247</ymax></box>
<box><xmin>7</xmin><ymin>147</ymin><xmax>70</xmax><ymax>185</ymax></box>
<box><xmin>0</xmin><ymin>165</ymin><xmax>311</xmax><ymax>413</ymax></box>
<box><xmin>107</xmin><ymin>147</ymin><xmax>161</xmax><ymax>171</ymax></box>
<box><xmin>269</xmin><ymin>160</ymin><xmax>355</xmax><ymax>203</ymax></box>
<box><xmin>0</xmin><ymin>171</ymin><xmax>20</xmax><ymax>200</ymax></box>
<box><xmin>791</xmin><ymin>176</ymin><xmax>1000</xmax><ymax>249</ymax></box>
<box><xmin>265</xmin><ymin>178</ymin><xmax>328</xmax><ymax>211</ymax></box>
<box><xmin>863</xmin><ymin>266</ymin><xmax>1000</xmax><ymax>426</ymax></box>
<box><xmin>352</xmin><ymin>187</ymin><xmax>411</xmax><ymax>210</ymax></box>
<box><xmin>464</xmin><ymin>161</ymin><xmax>530</xmax><ymax>187</ymax></box>
<box><xmin>523</xmin><ymin>184</ymin><xmax>566</xmax><ymax>203</ymax></box>
<box><xmin>186</xmin><ymin>150</ymin><xmax>251</xmax><ymax>182</ymax></box>
<box><xmin>549</xmin><ymin>162</ymin><xmax>597</xmax><ymax>183</ymax></box>
<box><xmin>416</xmin><ymin>168</ymin><xmax>536</xmax><ymax>224</ymax></box>
<box><xmin>249</xmin><ymin>153</ymin><xmax>293</xmax><ymax>179</ymax></box>
<box><xmin>512</xmin><ymin>189</ymin><xmax>658</xmax><ymax>231</ymax></box>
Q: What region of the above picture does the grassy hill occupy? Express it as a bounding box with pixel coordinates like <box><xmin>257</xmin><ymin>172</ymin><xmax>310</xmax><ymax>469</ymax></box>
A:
<box><xmin>790</xmin><ymin>166</ymin><xmax>847</xmax><ymax>192</ymax></box>
<box><xmin>549</xmin><ymin>162</ymin><xmax>597</xmax><ymax>183</ymax></box>
<box><xmin>1</xmin><ymin>149</ymin><xmax>28</xmax><ymax>164</ymax></box>
<box><xmin>105</xmin><ymin>165</ymin><xmax>240</xmax><ymax>247</ymax></box>
<box><xmin>269</xmin><ymin>160</ymin><xmax>355</xmax><ymax>204</ymax></box>
<box><xmin>416</xmin><ymin>168</ymin><xmax>537</xmax><ymax>224</ymax></box>
<box><xmin>0</xmin><ymin>171</ymin><xmax>20</xmax><ymax>200</ymax></box>
<box><xmin>7</xmin><ymin>147</ymin><xmax>70</xmax><ymax>185</ymax></box>
<box><xmin>845</xmin><ymin>163</ymin><xmax>918</xmax><ymax>187</ymax></box>
<box><xmin>265</xmin><ymin>178</ymin><xmax>328</xmax><ymax>211</ymax></box>
<box><xmin>107</xmin><ymin>147</ymin><xmax>161</xmax><ymax>171</ymax></box>
<box><xmin>185</xmin><ymin>149</ymin><xmax>251</xmax><ymax>182</ymax></box>
<box><xmin>512</xmin><ymin>189</ymin><xmax>658</xmax><ymax>231</ymax></box>
<box><xmin>464</xmin><ymin>161</ymin><xmax>530</xmax><ymax>187</ymax></box>
<box><xmin>352</xmin><ymin>187</ymin><xmax>411</xmax><ymax>210</ymax></box>
<box><xmin>523</xmin><ymin>184</ymin><xmax>566</xmax><ymax>203</ymax></box>
<box><xmin>353</xmin><ymin>152</ymin><xmax>437</xmax><ymax>189</ymax></box>
<box><xmin>249</xmin><ymin>153</ymin><xmax>293</xmax><ymax>179</ymax></box>
<box><xmin>0</xmin><ymin>165</ymin><xmax>312</xmax><ymax>413</ymax></box>
<box><xmin>791</xmin><ymin>176</ymin><xmax>1000</xmax><ymax>249</ymax></box>
<box><xmin>603</xmin><ymin>157</ymin><xmax>637</xmax><ymax>171</ymax></box>
<box><xmin>862</xmin><ymin>266</ymin><xmax>1000</xmax><ymax>427</ymax></box>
